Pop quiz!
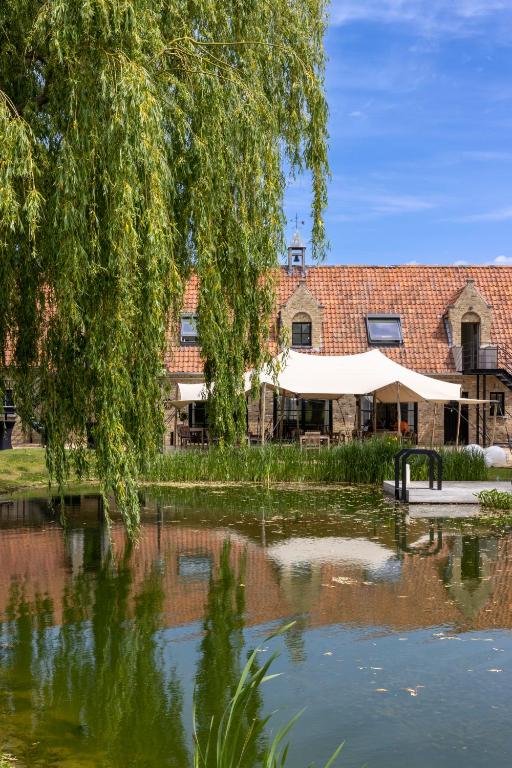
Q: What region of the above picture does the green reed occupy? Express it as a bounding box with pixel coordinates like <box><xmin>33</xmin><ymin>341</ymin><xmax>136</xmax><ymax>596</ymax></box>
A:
<box><xmin>478</xmin><ymin>488</ymin><xmax>512</xmax><ymax>511</ymax></box>
<box><xmin>193</xmin><ymin>625</ymin><xmax>343</xmax><ymax>768</ymax></box>
<box><xmin>149</xmin><ymin>440</ymin><xmax>488</xmax><ymax>485</ymax></box>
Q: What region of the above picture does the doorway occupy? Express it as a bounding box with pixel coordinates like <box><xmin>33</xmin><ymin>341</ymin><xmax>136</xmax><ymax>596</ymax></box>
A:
<box><xmin>461</xmin><ymin>321</ymin><xmax>480</xmax><ymax>370</ymax></box>
<box><xmin>444</xmin><ymin>392</ymin><xmax>469</xmax><ymax>445</ymax></box>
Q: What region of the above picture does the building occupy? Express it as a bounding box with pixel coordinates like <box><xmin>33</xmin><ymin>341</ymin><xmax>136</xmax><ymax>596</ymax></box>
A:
<box><xmin>166</xmin><ymin>236</ymin><xmax>512</xmax><ymax>447</ymax></box>
<box><xmin>3</xmin><ymin>238</ymin><xmax>512</xmax><ymax>450</ymax></box>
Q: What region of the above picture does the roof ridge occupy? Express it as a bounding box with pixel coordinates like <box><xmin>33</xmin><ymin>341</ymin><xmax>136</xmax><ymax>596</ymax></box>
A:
<box><xmin>280</xmin><ymin>264</ymin><xmax>512</xmax><ymax>269</ymax></box>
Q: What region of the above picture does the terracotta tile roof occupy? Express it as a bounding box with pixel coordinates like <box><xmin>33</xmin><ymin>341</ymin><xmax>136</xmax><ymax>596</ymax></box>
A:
<box><xmin>166</xmin><ymin>265</ymin><xmax>512</xmax><ymax>375</ymax></box>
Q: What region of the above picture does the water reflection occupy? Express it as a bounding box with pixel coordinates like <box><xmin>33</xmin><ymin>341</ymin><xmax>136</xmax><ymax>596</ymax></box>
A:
<box><xmin>1</xmin><ymin>523</ymin><xmax>189</xmax><ymax>766</ymax></box>
<box><xmin>1</xmin><ymin>488</ymin><xmax>512</xmax><ymax>767</ymax></box>
<box><xmin>194</xmin><ymin>540</ymin><xmax>266</xmax><ymax>767</ymax></box>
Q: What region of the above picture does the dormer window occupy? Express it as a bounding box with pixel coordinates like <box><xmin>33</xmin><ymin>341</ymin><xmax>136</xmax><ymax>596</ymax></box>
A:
<box><xmin>180</xmin><ymin>314</ymin><xmax>198</xmax><ymax>345</ymax></box>
<box><xmin>366</xmin><ymin>315</ymin><xmax>403</xmax><ymax>346</ymax></box>
<box><xmin>292</xmin><ymin>316</ymin><xmax>312</xmax><ymax>347</ymax></box>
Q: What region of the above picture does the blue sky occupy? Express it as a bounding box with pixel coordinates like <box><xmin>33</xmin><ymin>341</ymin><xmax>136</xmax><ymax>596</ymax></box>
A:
<box><xmin>284</xmin><ymin>0</ymin><xmax>512</xmax><ymax>265</ymax></box>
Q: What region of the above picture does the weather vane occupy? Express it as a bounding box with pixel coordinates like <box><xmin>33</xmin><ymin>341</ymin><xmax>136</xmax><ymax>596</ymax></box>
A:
<box><xmin>294</xmin><ymin>214</ymin><xmax>305</xmax><ymax>230</ymax></box>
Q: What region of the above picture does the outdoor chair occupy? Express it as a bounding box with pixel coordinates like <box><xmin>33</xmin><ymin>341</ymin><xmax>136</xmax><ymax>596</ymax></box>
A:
<box><xmin>177</xmin><ymin>425</ymin><xmax>192</xmax><ymax>448</ymax></box>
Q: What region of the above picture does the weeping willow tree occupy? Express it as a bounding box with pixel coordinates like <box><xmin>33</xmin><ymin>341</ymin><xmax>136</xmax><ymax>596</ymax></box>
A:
<box><xmin>0</xmin><ymin>0</ymin><xmax>329</xmax><ymax>529</ymax></box>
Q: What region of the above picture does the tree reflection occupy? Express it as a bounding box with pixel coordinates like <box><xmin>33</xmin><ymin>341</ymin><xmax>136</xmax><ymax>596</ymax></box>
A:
<box><xmin>194</xmin><ymin>539</ymin><xmax>264</xmax><ymax>768</ymax></box>
<box><xmin>0</xmin><ymin>530</ymin><xmax>189</xmax><ymax>767</ymax></box>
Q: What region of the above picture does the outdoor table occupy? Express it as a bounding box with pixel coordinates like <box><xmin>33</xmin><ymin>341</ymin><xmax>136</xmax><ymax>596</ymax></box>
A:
<box><xmin>189</xmin><ymin>427</ymin><xmax>207</xmax><ymax>446</ymax></box>
<box><xmin>300</xmin><ymin>434</ymin><xmax>330</xmax><ymax>449</ymax></box>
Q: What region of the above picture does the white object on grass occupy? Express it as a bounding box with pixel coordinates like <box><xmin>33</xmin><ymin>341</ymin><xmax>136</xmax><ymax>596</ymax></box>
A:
<box><xmin>484</xmin><ymin>445</ymin><xmax>507</xmax><ymax>467</ymax></box>
<box><xmin>465</xmin><ymin>444</ymin><xmax>484</xmax><ymax>455</ymax></box>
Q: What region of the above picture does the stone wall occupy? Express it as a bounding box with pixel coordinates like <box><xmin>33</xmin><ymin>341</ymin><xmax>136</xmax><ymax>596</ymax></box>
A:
<box><xmin>3</xmin><ymin>417</ymin><xmax>43</xmax><ymax>447</ymax></box>
<box><xmin>419</xmin><ymin>373</ymin><xmax>512</xmax><ymax>446</ymax></box>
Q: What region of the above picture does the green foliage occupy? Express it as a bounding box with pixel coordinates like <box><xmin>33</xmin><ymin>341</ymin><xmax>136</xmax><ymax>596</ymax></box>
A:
<box><xmin>408</xmin><ymin>447</ymin><xmax>488</xmax><ymax>482</ymax></box>
<box><xmin>0</xmin><ymin>0</ymin><xmax>328</xmax><ymax>531</ymax></box>
<box><xmin>478</xmin><ymin>488</ymin><xmax>512</xmax><ymax>511</ymax></box>
<box><xmin>193</xmin><ymin>624</ymin><xmax>343</xmax><ymax>768</ymax></box>
<box><xmin>150</xmin><ymin>441</ymin><xmax>489</xmax><ymax>485</ymax></box>
<box><xmin>0</xmin><ymin>755</ymin><xmax>15</xmax><ymax>767</ymax></box>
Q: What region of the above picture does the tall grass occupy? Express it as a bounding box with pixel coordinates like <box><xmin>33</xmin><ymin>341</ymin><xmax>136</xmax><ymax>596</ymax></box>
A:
<box><xmin>149</xmin><ymin>440</ymin><xmax>488</xmax><ymax>485</ymax></box>
<box><xmin>193</xmin><ymin>624</ymin><xmax>343</xmax><ymax>768</ymax></box>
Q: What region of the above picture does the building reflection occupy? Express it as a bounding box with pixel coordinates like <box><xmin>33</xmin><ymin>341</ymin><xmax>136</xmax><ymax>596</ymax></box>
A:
<box><xmin>0</xmin><ymin>493</ymin><xmax>509</xmax><ymax>636</ymax></box>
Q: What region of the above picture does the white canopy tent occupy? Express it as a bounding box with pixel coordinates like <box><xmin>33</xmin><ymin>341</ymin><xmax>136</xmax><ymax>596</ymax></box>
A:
<box><xmin>171</xmin><ymin>382</ymin><xmax>208</xmax><ymax>407</ymax></box>
<box><xmin>170</xmin><ymin>349</ymin><xmax>468</xmax><ymax>445</ymax></box>
<box><xmin>171</xmin><ymin>377</ymin><xmax>254</xmax><ymax>407</ymax></box>
<box><xmin>257</xmin><ymin>349</ymin><xmax>461</xmax><ymax>403</ymax></box>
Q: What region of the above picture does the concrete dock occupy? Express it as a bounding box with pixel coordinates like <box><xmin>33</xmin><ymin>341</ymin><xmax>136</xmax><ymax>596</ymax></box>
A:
<box><xmin>383</xmin><ymin>479</ymin><xmax>512</xmax><ymax>504</ymax></box>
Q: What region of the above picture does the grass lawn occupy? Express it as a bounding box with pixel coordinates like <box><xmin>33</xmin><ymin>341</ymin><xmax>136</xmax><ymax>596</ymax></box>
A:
<box><xmin>0</xmin><ymin>447</ymin><xmax>50</xmax><ymax>494</ymax></box>
<box><xmin>487</xmin><ymin>466</ymin><xmax>512</xmax><ymax>481</ymax></box>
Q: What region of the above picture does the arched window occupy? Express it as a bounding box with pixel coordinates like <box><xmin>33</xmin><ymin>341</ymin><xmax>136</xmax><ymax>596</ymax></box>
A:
<box><xmin>292</xmin><ymin>312</ymin><xmax>312</xmax><ymax>348</ymax></box>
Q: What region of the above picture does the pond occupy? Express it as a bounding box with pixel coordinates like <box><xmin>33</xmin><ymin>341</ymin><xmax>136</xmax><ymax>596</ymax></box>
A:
<box><xmin>0</xmin><ymin>486</ymin><xmax>511</xmax><ymax>767</ymax></box>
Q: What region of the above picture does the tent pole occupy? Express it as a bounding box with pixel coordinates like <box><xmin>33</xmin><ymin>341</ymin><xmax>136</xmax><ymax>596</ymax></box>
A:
<box><xmin>279</xmin><ymin>393</ymin><xmax>285</xmax><ymax>441</ymax></box>
<box><xmin>456</xmin><ymin>401</ymin><xmax>461</xmax><ymax>448</ymax></box>
<box><xmin>396</xmin><ymin>383</ymin><xmax>401</xmax><ymax>439</ymax></box>
<box><xmin>260</xmin><ymin>383</ymin><xmax>266</xmax><ymax>444</ymax></box>
<box><xmin>373</xmin><ymin>392</ymin><xmax>377</xmax><ymax>434</ymax></box>
<box><xmin>431</xmin><ymin>403</ymin><xmax>438</xmax><ymax>448</ymax></box>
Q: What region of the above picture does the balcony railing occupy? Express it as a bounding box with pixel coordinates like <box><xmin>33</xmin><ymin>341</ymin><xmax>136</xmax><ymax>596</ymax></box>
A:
<box><xmin>452</xmin><ymin>344</ymin><xmax>501</xmax><ymax>372</ymax></box>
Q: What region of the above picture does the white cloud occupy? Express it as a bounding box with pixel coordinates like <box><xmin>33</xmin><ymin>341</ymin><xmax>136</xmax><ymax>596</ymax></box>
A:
<box><xmin>450</xmin><ymin>256</ymin><xmax>512</xmax><ymax>266</ymax></box>
<box><xmin>460</xmin><ymin>151</ymin><xmax>512</xmax><ymax>163</ymax></box>
<box><xmin>455</xmin><ymin>206</ymin><xmax>512</xmax><ymax>222</ymax></box>
<box><xmin>370</xmin><ymin>194</ymin><xmax>435</xmax><ymax>214</ymax></box>
<box><xmin>327</xmin><ymin>182</ymin><xmax>438</xmax><ymax>221</ymax></box>
<box><xmin>490</xmin><ymin>255</ymin><xmax>512</xmax><ymax>265</ymax></box>
<box><xmin>330</xmin><ymin>0</ymin><xmax>512</xmax><ymax>36</ymax></box>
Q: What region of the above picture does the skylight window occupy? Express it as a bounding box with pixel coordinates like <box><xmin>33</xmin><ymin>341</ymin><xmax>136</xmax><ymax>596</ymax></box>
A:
<box><xmin>180</xmin><ymin>314</ymin><xmax>198</xmax><ymax>345</ymax></box>
<box><xmin>366</xmin><ymin>315</ymin><xmax>403</xmax><ymax>346</ymax></box>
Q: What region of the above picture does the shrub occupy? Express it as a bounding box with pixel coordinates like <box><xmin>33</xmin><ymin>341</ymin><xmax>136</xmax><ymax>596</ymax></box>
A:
<box><xmin>478</xmin><ymin>489</ymin><xmax>512</xmax><ymax>511</ymax></box>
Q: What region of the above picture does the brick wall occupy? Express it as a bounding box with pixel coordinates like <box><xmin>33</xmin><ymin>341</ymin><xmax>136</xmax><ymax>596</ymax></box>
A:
<box><xmin>446</xmin><ymin>279</ymin><xmax>493</xmax><ymax>347</ymax></box>
<box><xmin>280</xmin><ymin>282</ymin><xmax>324</xmax><ymax>351</ymax></box>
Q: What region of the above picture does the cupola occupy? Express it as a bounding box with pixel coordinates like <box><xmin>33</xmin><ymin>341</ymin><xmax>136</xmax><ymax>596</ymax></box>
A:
<box><xmin>287</xmin><ymin>230</ymin><xmax>306</xmax><ymax>274</ymax></box>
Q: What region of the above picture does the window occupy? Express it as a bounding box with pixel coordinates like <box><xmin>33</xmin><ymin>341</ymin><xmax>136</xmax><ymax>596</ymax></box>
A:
<box><xmin>178</xmin><ymin>554</ymin><xmax>212</xmax><ymax>580</ymax></box>
<box><xmin>180</xmin><ymin>314</ymin><xmax>198</xmax><ymax>345</ymax></box>
<box><xmin>366</xmin><ymin>315</ymin><xmax>403</xmax><ymax>346</ymax></box>
<box><xmin>189</xmin><ymin>401</ymin><xmax>208</xmax><ymax>427</ymax></box>
<box><xmin>359</xmin><ymin>397</ymin><xmax>417</xmax><ymax>434</ymax></box>
<box><xmin>360</xmin><ymin>395</ymin><xmax>373</xmax><ymax>431</ymax></box>
<box><xmin>292</xmin><ymin>321</ymin><xmax>312</xmax><ymax>347</ymax></box>
<box><xmin>490</xmin><ymin>392</ymin><xmax>505</xmax><ymax>417</ymax></box>
<box><xmin>279</xmin><ymin>397</ymin><xmax>330</xmax><ymax>436</ymax></box>
<box><xmin>3</xmin><ymin>389</ymin><xmax>15</xmax><ymax>419</ymax></box>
